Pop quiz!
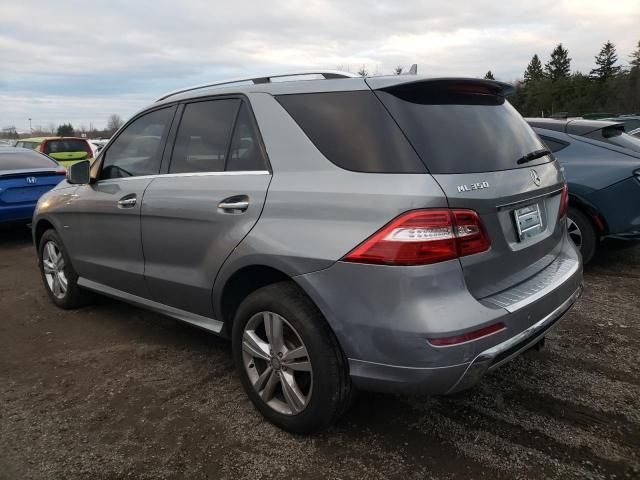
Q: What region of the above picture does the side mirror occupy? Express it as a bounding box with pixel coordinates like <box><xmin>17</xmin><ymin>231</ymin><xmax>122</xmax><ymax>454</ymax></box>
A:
<box><xmin>66</xmin><ymin>160</ymin><xmax>91</xmax><ymax>184</ymax></box>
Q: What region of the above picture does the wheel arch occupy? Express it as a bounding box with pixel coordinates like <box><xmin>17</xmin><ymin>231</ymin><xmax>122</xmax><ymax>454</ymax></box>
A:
<box><xmin>33</xmin><ymin>217</ymin><xmax>56</xmax><ymax>250</ymax></box>
<box><xmin>568</xmin><ymin>192</ymin><xmax>608</xmax><ymax>235</ymax></box>
<box><xmin>217</xmin><ymin>264</ymin><xmax>297</xmax><ymax>336</ymax></box>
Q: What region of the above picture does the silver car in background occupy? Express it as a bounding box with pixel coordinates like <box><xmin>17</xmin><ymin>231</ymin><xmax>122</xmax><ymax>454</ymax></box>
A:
<box><xmin>32</xmin><ymin>71</ymin><xmax>583</xmax><ymax>433</ymax></box>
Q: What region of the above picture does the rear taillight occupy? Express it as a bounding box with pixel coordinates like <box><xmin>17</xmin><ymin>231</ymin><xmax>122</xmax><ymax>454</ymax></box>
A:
<box><xmin>343</xmin><ymin>209</ymin><xmax>490</xmax><ymax>266</ymax></box>
<box><xmin>55</xmin><ymin>168</ymin><xmax>66</xmax><ymax>175</ymax></box>
<box><xmin>559</xmin><ymin>184</ymin><xmax>569</xmax><ymax>218</ymax></box>
<box><xmin>428</xmin><ymin>322</ymin><xmax>505</xmax><ymax>347</ymax></box>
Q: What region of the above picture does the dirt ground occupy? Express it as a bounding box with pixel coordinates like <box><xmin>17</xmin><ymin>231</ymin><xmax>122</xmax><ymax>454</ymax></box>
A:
<box><xmin>0</xmin><ymin>225</ymin><xmax>639</xmax><ymax>480</ymax></box>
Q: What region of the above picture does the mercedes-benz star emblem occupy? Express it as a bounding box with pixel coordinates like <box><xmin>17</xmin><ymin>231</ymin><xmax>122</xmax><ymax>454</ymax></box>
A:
<box><xmin>530</xmin><ymin>169</ymin><xmax>541</xmax><ymax>187</ymax></box>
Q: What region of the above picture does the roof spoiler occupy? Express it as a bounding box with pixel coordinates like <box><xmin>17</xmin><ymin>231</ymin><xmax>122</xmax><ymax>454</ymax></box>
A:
<box><xmin>366</xmin><ymin>76</ymin><xmax>515</xmax><ymax>97</ymax></box>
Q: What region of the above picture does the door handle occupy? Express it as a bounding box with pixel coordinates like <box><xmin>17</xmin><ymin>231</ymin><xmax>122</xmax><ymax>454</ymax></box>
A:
<box><xmin>218</xmin><ymin>195</ymin><xmax>249</xmax><ymax>212</ymax></box>
<box><xmin>117</xmin><ymin>194</ymin><xmax>137</xmax><ymax>208</ymax></box>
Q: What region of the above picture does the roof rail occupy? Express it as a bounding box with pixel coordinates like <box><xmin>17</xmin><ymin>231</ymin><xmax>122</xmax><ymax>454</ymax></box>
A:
<box><xmin>155</xmin><ymin>70</ymin><xmax>359</xmax><ymax>102</ymax></box>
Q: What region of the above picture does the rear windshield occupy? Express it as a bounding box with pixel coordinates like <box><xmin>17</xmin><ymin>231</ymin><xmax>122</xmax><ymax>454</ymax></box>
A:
<box><xmin>0</xmin><ymin>150</ymin><xmax>58</xmax><ymax>170</ymax></box>
<box><xmin>276</xmin><ymin>91</ymin><xmax>425</xmax><ymax>173</ymax></box>
<box><xmin>583</xmin><ymin>127</ymin><xmax>640</xmax><ymax>153</ymax></box>
<box><xmin>376</xmin><ymin>81</ymin><xmax>551</xmax><ymax>174</ymax></box>
<box><xmin>44</xmin><ymin>139</ymin><xmax>92</xmax><ymax>155</ymax></box>
<box><xmin>18</xmin><ymin>141</ymin><xmax>39</xmax><ymax>150</ymax></box>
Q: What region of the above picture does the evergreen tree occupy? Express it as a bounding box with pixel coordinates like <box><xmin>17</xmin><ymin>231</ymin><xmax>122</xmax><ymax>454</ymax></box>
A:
<box><xmin>545</xmin><ymin>43</ymin><xmax>571</xmax><ymax>81</ymax></box>
<box><xmin>630</xmin><ymin>40</ymin><xmax>640</xmax><ymax>71</ymax></box>
<box><xmin>56</xmin><ymin>123</ymin><xmax>74</xmax><ymax>136</ymax></box>
<box><xmin>524</xmin><ymin>54</ymin><xmax>544</xmax><ymax>83</ymax></box>
<box><xmin>484</xmin><ymin>70</ymin><xmax>495</xmax><ymax>80</ymax></box>
<box><xmin>590</xmin><ymin>41</ymin><xmax>621</xmax><ymax>80</ymax></box>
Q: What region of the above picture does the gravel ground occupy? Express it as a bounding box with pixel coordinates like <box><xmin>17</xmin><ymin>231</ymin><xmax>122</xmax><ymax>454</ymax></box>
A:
<box><xmin>1</xmin><ymin>225</ymin><xmax>639</xmax><ymax>479</ymax></box>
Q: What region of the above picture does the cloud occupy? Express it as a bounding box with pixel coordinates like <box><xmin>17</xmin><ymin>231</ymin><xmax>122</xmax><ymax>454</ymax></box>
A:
<box><xmin>1</xmin><ymin>0</ymin><xmax>638</xmax><ymax>129</ymax></box>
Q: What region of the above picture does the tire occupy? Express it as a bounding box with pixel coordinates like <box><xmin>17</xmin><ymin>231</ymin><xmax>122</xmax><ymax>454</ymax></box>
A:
<box><xmin>232</xmin><ymin>281</ymin><xmax>352</xmax><ymax>433</ymax></box>
<box><xmin>38</xmin><ymin>229</ymin><xmax>92</xmax><ymax>309</ymax></box>
<box><xmin>567</xmin><ymin>207</ymin><xmax>597</xmax><ymax>264</ymax></box>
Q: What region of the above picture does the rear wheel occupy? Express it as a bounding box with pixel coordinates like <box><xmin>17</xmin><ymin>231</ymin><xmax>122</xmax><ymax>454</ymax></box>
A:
<box><xmin>232</xmin><ymin>282</ymin><xmax>352</xmax><ymax>433</ymax></box>
<box><xmin>567</xmin><ymin>207</ymin><xmax>597</xmax><ymax>264</ymax></box>
<box><xmin>38</xmin><ymin>229</ymin><xmax>92</xmax><ymax>308</ymax></box>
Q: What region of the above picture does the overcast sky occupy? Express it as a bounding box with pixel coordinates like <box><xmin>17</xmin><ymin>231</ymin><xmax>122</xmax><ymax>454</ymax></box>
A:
<box><xmin>1</xmin><ymin>0</ymin><xmax>639</xmax><ymax>131</ymax></box>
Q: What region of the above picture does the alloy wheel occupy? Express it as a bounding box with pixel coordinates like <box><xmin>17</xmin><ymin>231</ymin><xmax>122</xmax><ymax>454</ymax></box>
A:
<box><xmin>567</xmin><ymin>217</ymin><xmax>583</xmax><ymax>249</ymax></box>
<box><xmin>42</xmin><ymin>241</ymin><xmax>68</xmax><ymax>299</ymax></box>
<box><xmin>242</xmin><ymin>311</ymin><xmax>313</xmax><ymax>415</ymax></box>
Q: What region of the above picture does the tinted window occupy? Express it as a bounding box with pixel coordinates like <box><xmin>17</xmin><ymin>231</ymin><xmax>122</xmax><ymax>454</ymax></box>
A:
<box><xmin>540</xmin><ymin>136</ymin><xmax>569</xmax><ymax>153</ymax></box>
<box><xmin>101</xmin><ymin>107</ymin><xmax>173</xmax><ymax>179</ymax></box>
<box><xmin>17</xmin><ymin>141</ymin><xmax>39</xmax><ymax>150</ymax></box>
<box><xmin>227</xmin><ymin>102</ymin><xmax>268</xmax><ymax>171</ymax></box>
<box><xmin>0</xmin><ymin>150</ymin><xmax>58</xmax><ymax>170</ymax></box>
<box><xmin>376</xmin><ymin>82</ymin><xmax>550</xmax><ymax>174</ymax></box>
<box><xmin>276</xmin><ymin>91</ymin><xmax>425</xmax><ymax>173</ymax></box>
<box><xmin>584</xmin><ymin>127</ymin><xmax>640</xmax><ymax>153</ymax></box>
<box><xmin>170</xmin><ymin>99</ymin><xmax>240</xmax><ymax>173</ymax></box>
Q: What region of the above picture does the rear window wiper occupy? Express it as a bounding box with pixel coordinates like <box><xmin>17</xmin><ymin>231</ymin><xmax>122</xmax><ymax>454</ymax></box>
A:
<box><xmin>516</xmin><ymin>149</ymin><xmax>551</xmax><ymax>165</ymax></box>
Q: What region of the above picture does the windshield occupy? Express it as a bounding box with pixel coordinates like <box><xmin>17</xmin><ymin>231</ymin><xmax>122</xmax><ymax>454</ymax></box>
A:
<box><xmin>375</xmin><ymin>82</ymin><xmax>551</xmax><ymax>174</ymax></box>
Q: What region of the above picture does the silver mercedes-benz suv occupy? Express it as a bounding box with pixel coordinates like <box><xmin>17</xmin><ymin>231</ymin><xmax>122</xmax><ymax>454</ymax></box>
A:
<box><xmin>33</xmin><ymin>71</ymin><xmax>583</xmax><ymax>433</ymax></box>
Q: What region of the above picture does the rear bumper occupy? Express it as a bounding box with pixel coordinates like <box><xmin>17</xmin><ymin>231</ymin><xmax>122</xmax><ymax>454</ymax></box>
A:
<box><xmin>347</xmin><ymin>285</ymin><xmax>582</xmax><ymax>395</ymax></box>
<box><xmin>446</xmin><ymin>285</ymin><xmax>582</xmax><ymax>393</ymax></box>
<box><xmin>295</xmin><ymin>236</ymin><xmax>583</xmax><ymax>395</ymax></box>
<box><xmin>0</xmin><ymin>204</ymin><xmax>37</xmax><ymax>223</ymax></box>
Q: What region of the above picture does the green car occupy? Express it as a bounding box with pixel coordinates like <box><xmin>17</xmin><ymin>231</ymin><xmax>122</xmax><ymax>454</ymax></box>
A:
<box><xmin>15</xmin><ymin>137</ymin><xmax>94</xmax><ymax>167</ymax></box>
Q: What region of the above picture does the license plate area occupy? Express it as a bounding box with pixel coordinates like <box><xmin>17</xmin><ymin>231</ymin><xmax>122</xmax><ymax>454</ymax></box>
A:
<box><xmin>514</xmin><ymin>203</ymin><xmax>544</xmax><ymax>241</ymax></box>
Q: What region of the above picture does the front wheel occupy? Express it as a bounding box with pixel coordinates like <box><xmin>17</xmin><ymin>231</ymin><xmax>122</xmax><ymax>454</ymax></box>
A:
<box><xmin>38</xmin><ymin>229</ymin><xmax>92</xmax><ymax>308</ymax></box>
<box><xmin>232</xmin><ymin>282</ymin><xmax>352</xmax><ymax>433</ymax></box>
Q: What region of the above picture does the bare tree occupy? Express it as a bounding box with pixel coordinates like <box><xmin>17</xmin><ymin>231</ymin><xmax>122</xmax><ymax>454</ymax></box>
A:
<box><xmin>48</xmin><ymin>123</ymin><xmax>56</xmax><ymax>134</ymax></box>
<box><xmin>107</xmin><ymin>114</ymin><xmax>124</xmax><ymax>134</ymax></box>
<box><xmin>357</xmin><ymin>65</ymin><xmax>368</xmax><ymax>77</ymax></box>
<box><xmin>394</xmin><ymin>66</ymin><xmax>403</xmax><ymax>75</ymax></box>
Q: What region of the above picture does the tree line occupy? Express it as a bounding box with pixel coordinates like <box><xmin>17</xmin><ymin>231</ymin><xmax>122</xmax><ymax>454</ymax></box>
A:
<box><xmin>508</xmin><ymin>40</ymin><xmax>640</xmax><ymax>117</ymax></box>
<box><xmin>1</xmin><ymin>114</ymin><xmax>125</xmax><ymax>140</ymax></box>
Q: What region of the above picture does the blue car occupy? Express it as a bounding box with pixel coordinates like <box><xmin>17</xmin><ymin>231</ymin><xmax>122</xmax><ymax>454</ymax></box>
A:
<box><xmin>0</xmin><ymin>147</ymin><xmax>66</xmax><ymax>224</ymax></box>
<box><xmin>528</xmin><ymin>118</ymin><xmax>640</xmax><ymax>263</ymax></box>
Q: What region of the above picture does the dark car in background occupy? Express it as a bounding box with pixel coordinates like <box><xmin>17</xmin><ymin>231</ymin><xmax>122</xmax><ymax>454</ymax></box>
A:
<box><xmin>0</xmin><ymin>148</ymin><xmax>66</xmax><ymax>224</ymax></box>
<box><xmin>528</xmin><ymin>118</ymin><xmax>640</xmax><ymax>263</ymax></box>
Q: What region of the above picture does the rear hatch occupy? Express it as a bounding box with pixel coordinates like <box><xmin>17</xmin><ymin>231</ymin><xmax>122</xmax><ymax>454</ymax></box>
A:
<box><xmin>43</xmin><ymin>138</ymin><xmax>93</xmax><ymax>163</ymax></box>
<box><xmin>369</xmin><ymin>77</ymin><xmax>566</xmax><ymax>299</ymax></box>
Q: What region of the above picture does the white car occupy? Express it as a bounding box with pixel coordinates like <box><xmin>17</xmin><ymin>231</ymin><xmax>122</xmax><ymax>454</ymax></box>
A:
<box><xmin>88</xmin><ymin>139</ymin><xmax>109</xmax><ymax>157</ymax></box>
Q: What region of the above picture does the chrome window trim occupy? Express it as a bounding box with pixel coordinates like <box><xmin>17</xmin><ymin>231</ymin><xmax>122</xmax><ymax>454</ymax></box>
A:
<box><xmin>96</xmin><ymin>170</ymin><xmax>270</xmax><ymax>184</ymax></box>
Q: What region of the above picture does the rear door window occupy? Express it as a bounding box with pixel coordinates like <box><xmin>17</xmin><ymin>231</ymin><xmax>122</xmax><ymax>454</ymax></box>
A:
<box><xmin>375</xmin><ymin>81</ymin><xmax>551</xmax><ymax>174</ymax></box>
<box><xmin>226</xmin><ymin>102</ymin><xmax>269</xmax><ymax>171</ymax></box>
<box><xmin>539</xmin><ymin>136</ymin><xmax>569</xmax><ymax>153</ymax></box>
<box><xmin>169</xmin><ymin>99</ymin><xmax>241</xmax><ymax>174</ymax></box>
<box><xmin>276</xmin><ymin>91</ymin><xmax>425</xmax><ymax>173</ymax></box>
